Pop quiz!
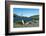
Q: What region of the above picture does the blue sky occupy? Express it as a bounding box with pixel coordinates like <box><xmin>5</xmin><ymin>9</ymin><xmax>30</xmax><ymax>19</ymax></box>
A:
<box><xmin>13</xmin><ymin>8</ymin><xmax>39</xmax><ymax>17</ymax></box>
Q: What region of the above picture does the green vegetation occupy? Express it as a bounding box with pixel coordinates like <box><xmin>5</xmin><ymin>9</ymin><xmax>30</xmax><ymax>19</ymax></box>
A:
<box><xmin>30</xmin><ymin>15</ymin><xmax>39</xmax><ymax>20</ymax></box>
<box><xmin>13</xmin><ymin>15</ymin><xmax>39</xmax><ymax>28</ymax></box>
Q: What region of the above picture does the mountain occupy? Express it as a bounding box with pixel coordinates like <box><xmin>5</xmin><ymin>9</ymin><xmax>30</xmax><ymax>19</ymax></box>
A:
<box><xmin>13</xmin><ymin>14</ymin><xmax>32</xmax><ymax>21</ymax></box>
<box><xmin>13</xmin><ymin>14</ymin><xmax>39</xmax><ymax>22</ymax></box>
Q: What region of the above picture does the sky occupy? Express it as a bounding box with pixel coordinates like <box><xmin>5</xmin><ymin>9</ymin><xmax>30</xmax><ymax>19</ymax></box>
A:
<box><xmin>13</xmin><ymin>8</ymin><xmax>39</xmax><ymax>17</ymax></box>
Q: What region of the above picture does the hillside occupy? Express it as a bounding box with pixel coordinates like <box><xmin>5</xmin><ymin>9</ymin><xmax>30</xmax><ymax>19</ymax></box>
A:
<box><xmin>13</xmin><ymin>14</ymin><xmax>39</xmax><ymax>22</ymax></box>
<box><xmin>13</xmin><ymin>14</ymin><xmax>39</xmax><ymax>28</ymax></box>
<box><xmin>13</xmin><ymin>14</ymin><xmax>32</xmax><ymax>21</ymax></box>
<box><xmin>30</xmin><ymin>15</ymin><xmax>39</xmax><ymax>20</ymax></box>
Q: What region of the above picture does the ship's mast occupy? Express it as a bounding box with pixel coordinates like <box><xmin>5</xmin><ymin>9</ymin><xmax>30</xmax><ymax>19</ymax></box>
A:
<box><xmin>21</xmin><ymin>10</ymin><xmax>24</xmax><ymax>24</ymax></box>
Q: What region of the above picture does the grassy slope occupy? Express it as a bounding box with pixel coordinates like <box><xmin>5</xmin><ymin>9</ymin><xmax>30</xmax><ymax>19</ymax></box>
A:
<box><xmin>30</xmin><ymin>15</ymin><xmax>39</xmax><ymax>20</ymax></box>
